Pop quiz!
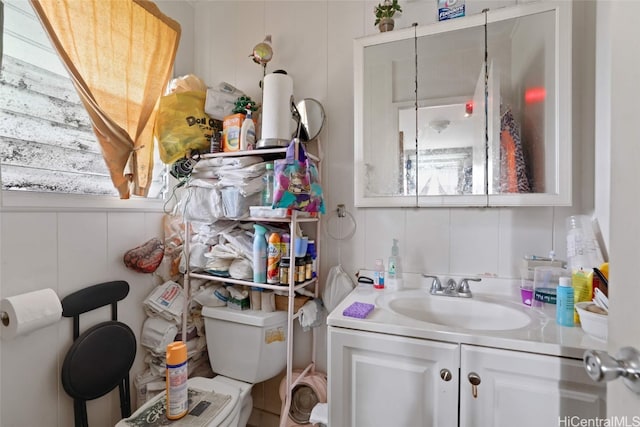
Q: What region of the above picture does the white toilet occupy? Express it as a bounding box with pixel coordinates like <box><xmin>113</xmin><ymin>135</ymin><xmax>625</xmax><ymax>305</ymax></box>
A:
<box><xmin>117</xmin><ymin>306</ymin><xmax>288</xmax><ymax>427</ymax></box>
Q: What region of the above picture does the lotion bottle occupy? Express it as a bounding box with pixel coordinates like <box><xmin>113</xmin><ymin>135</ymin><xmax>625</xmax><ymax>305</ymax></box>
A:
<box><xmin>388</xmin><ymin>239</ymin><xmax>400</xmax><ymax>280</ymax></box>
<box><xmin>556</xmin><ymin>277</ymin><xmax>574</xmax><ymax>327</ymax></box>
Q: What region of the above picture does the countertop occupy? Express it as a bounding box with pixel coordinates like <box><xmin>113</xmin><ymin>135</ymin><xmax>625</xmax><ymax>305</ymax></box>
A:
<box><xmin>326</xmin><ymin>275</ymin><xmax>607</xmax><ymax>360</ymax></box>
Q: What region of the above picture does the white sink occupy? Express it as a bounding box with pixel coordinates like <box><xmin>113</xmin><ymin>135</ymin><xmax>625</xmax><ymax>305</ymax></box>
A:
<box><xmin>376</xmin><ymin>290</ymin><xmax>533</xmax><ymax>331</ymax></box>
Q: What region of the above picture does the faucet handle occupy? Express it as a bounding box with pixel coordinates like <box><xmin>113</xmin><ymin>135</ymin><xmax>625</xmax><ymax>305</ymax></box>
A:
<box><xmin>458</xmin><ymin>277</ymin><xmax>482</xmax><ymax>295</ymax></box>
<box><xmin>423</xmin><ymin>274</ymin><xmax>442</xmax><ymax>292</ymax></box>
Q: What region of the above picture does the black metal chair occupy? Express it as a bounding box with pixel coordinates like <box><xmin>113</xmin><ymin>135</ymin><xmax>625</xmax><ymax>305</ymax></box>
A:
<box><xmin>60</xmin><ymin>281</ymin><xmax>136</xmax><ymax>427</ymax></box>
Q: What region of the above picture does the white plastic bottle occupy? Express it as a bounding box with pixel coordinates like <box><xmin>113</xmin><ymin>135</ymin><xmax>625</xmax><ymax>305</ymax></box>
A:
<box><xmin>374</xmin><ymin>259</ymin><xmax>385</xmax><ymax>289</ymax></box>
<box><xmin>253</xmin><ymin>224</ymin><xmax>268</xmax><ymax>283</ymax></box>
<box><xmin>240</xmin><ymin>108</ymin><xmax>256</xmax><ymax>151</ymax></box>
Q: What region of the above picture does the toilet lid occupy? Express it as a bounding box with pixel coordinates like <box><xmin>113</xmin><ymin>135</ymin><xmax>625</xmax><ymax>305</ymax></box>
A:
<box><xmin>115</xmin><ymin>377</ymin><xmax>239</xmax><ymax>427</ymax></box>
<box><xmin>186</xmin><ymin>377</ymin><xmax>240</xmax><ymax>426</ymax></box>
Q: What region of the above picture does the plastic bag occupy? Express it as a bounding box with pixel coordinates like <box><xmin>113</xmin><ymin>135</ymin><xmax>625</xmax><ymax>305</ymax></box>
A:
<box><xmin>155</xmin><ymin>90</ymin><xmax>214</xmax><ymax>164</ymax></box>
<box><xmin>273</xmin><ymin>140</ymin><xmax>325</xmax><ymax>214</ymax></box>
<box><xmin>322</xmin><ymin>265</ymin><xmax>355</xmax><ymax>313</ymax></box>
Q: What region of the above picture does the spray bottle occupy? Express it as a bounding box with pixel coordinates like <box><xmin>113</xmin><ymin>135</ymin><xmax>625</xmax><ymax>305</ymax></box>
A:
<box><xmin>240</xmin><ymin>106</ymin><xmax>256</xmax><ymax>151</ymax></box>
<box><xmin>166</xmin><ymin>341</ymin><xmax>188</xmax><ymax>420</ymax></box>
<box><xmin>253</xmin><ymin>224</ymin><xmax>268</xmax><ymax>283</ymax></box>
<box><xmin>267</xmin><ymin>232</ymin><xmax>281</xmax><ymax>284</ymax></box>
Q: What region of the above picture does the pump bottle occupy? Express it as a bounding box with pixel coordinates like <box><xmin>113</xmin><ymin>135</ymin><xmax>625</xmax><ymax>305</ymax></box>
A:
<box><xmin>388</xmin><ymin>239</ymin><xmax>400</xmax><ymax>280</ymax></box>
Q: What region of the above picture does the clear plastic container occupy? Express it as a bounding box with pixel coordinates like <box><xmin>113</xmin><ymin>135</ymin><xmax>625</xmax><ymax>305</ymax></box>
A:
<box><xmin>566</xmin><ymin>215</ymin><xmax>604</xmax><ymax>271</ymax></box>
<box><xmin>532</xmin><ymin>266</ymin><xmax>569</xmax><ymax>308</ymax></box>
<box><xmin>262</xmin><ymin>162</ymin><xmax>275</xmax><ymax>206</ymax></box>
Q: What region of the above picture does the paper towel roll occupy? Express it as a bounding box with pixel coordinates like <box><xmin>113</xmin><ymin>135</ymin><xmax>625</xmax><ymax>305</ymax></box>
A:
<box><xmin>1</xmin><ymin>288</ymin><xmax>62</xmax><ymax>340</ymax></box>
<box><xmin>260</xmin><ymin>72</ymin><xmax>294</xmax><ymax>145</ymax></box>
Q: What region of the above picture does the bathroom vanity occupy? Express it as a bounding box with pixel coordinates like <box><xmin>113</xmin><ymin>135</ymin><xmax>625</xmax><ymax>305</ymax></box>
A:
<box><xmin>327</xmin><ymin>280</ymin><xmax>606</xmax><ymax>427</ymax></box>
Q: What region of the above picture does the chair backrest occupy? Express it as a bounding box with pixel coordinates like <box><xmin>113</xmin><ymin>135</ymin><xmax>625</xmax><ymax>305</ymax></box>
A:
<box><xmin>60</xmin><ymin>281</ymin><xmax>136</xmax><ymax>427</ymax></box>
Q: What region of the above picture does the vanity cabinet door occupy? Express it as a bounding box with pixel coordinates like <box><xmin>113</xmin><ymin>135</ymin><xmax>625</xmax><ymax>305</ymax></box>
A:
<box><xmin>328</xmin><ymin>327</ymin><xmax>459</xmax><ymax>427</ymax></box>
<box><xmin>459</xmin><ymin>345</ymin><xmax>606</xmax><ymax>427</ymax></box>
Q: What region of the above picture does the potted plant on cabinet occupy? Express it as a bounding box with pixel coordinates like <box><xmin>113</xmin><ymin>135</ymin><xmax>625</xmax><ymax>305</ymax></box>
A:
<box><xmin>374</xmin><ymin>0</ymin><xmax>402</xmax><ymax>32</ymax></box>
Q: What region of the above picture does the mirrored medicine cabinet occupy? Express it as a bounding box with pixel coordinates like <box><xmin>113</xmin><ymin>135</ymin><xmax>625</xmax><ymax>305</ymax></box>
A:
<box><xmin>354</xmin><ymin>1</ymin><xmax>572</xmax><ymax>207</ymax></box>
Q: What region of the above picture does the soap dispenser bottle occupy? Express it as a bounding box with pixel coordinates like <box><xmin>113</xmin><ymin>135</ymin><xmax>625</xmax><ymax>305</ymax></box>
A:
<box><xmin>240</xmin><ymin>106</ymin><xmax>256</xmax><ymax>151</ymax></box>
<box><xmin>388</xmin><ymin>239</ymin><xmax>400</xmax><ymax>280</ymax></box>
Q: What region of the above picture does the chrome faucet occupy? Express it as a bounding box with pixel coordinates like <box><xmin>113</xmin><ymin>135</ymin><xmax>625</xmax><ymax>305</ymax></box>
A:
<box><xmin>423</xmin><ymin>274</ymin><xmax>443</xmax><ymax>294</ymax></box>
<box><xmin>423</xmin><ymin>274</ymin><xmax>481</xmax><ymax>298</ymax></box>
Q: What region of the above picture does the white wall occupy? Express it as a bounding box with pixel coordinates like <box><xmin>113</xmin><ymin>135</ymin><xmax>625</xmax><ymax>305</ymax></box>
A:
<box><xmin>0</xmin><ymin>0</ymin><xmax>600</xmax><ymax>426</ymax></box>
<box><xmin>0</xmin><ymin>2</ymin><xmax>196</xmax><ymax>427</ymax></box>
<box><xmin>191</xmin><ymin>0</ymin><xmax>595</xmax><ymax>286</ymax></box>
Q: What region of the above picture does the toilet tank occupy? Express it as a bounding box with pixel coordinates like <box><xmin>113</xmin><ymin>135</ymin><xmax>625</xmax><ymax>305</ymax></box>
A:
<box><xmin>201</xmin><ymin>306</ymin><xmax>288</xmax><ymax>384</ymax></box>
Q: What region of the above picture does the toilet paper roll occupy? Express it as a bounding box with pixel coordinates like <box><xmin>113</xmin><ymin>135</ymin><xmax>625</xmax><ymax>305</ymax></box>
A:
<box><xmin>261</xmin><ymin>72</ymin><xmax>294</xmax><ymax>143</ymax></box>
<box><xmin>1</xmin><ymin>288</ymin><xmax>62</xmax><ymax>340</ymax></box>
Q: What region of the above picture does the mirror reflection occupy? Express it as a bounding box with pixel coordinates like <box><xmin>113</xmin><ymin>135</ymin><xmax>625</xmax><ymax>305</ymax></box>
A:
<box><xmin>487</xmin><ymin>10</ymin><xmax>556</xmax><ymax>196</ymax></box>
<box><xmin>356</xmin><ymin>4</ymin><xmax>567</xmax><ymax>207</ymax></box>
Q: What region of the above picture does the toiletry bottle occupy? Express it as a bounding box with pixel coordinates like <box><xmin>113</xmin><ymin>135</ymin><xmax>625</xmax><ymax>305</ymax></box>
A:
<box><xmin>267</xmin><ymin>232</ymin><xmax>281</xmax><ymax>284</ymax></box>
<box><xmin>281</xmin><ymin>233</ymin><xmax>291</xmax><ymax>258</ymax></box>
<box><xmin>240</xmin><ymin>106</ymin><xmax>256</xmax><ymax>151</ymax></box>
<box><xmin>262</xmin><ymin>162</ymin><xmax>275</xmax><ymax>206</ymax></box>
<box><xmin>388</xmin><ymin>239</ymin><xmax>400</xmax><ymax>280</ymax></box>
<box><xmin>556</xmin><ymin>277</ymin><xmax>574</xmax><ymax>327</ymax></box>
<box><xmin>166</xmin><ymin>341</ymin><xmax>188</xmax><ymax>420</ymax></box>
<box><xmin>572</xmin><ymin>268</ymin><xmax>591</xmax><ymax>324</ymax></box>
<box><xmin>374</xmin><ymin>259</ymin><xmax>385</xmax><ymax>289</ymax></box>
<box><xmin>253</xmin><ymin>224</ymin><xmax>268</xmax><ymax>283</ymax></box>
<box><xmin>307</xmin><ymin>240</ymin><xmax>317</xmax><ymax>278</ymax></box>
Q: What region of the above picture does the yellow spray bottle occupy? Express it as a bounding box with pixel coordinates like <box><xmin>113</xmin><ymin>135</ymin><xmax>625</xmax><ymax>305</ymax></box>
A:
<box><xmin>166</xmin><ymin>341</ymin><xmax>188</xmax><ymax>420</ymax></box>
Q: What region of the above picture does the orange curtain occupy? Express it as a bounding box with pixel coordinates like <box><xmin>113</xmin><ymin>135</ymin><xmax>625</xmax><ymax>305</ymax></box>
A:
<box><xmin>30</xmin><ymin>0</ymin><xmax>180</xmax><ymax>199</ymax></box>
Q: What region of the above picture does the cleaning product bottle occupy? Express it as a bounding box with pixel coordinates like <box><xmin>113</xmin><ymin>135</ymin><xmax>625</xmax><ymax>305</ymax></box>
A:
<box><xmin>572</xmin><ymin>268</ymin><xmax>592</xmax><ymax>324</ymax></box>
<box><xmin>281</xmin><ymin>233</ymin><xmax>291</xmax><ymax>258</ymax></box>
<box><xmin>388</xmin><ymin>239</ymin><xmax>400</xmax><ymax>280</ymax></box>
<box><xmin>374</xmin><ymin>258</ymin><xmax>385</xmax><ymax>289</ymax></box>
<box><xmin>240</xmin><ymin>106</ymin><xmax>256</xmax><ymax>151</ymax></box>
<box><xmin>262</xmin><ymin>162</ymin><xmax>275</xmax><ymax>206</ymax></box>
<box><xmin>253</xmin><ymin>224</ymin><xmax>268</xmax><ymax>283</ymax></box>
<box><xmin>556</xmin><ymin>276</ymin><xmax>574</xmax><ymax>327</ymax></box>
<box><xmin>166</xmin><ymin>341</ymin><xmax>188</xmax><ymax>420</ymax></box>
<box><xmin>267</xmin><ymin>232</ymin><xmax>281</xmax><ymax>284</ymax></box>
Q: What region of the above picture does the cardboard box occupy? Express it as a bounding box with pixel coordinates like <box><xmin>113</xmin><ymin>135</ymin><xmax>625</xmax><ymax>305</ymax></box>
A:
<box><xmin>222</xmin><ymin>113</ymin><xmax>257</xmax><ymax>152</ymax></box>
<box><xmin>438</xmin><ymin>0</ymin><xmax>465</xmax><ymax>21</ymax></box>
<box><xmin>274</xmin><ymin>295</ymin><xmax>310</xmax><ymax>312</ymax></box>
<box><xmin>222</xmin><ymin>113</ymin><xmax>244</xmax><ymax>152</ymax></box>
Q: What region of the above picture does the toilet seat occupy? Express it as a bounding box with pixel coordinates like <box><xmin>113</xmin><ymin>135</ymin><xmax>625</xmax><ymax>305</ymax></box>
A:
<box><xmin>115</xmin><ymin>377</ymin><xmax>242</xmax><ymax>427</ymax></box>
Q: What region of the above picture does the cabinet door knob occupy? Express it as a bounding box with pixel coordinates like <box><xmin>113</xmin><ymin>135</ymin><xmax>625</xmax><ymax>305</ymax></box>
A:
<box><xmin>440</xmin><ymin>369</ymin><xmax>452</xmax><ymax>381</ymax></box>
<box><xmin>584</xmin><ymin>347</ymin><xmax>640</xmax><ymax>394</ymax></box>
<box><xmin>468</xmin><ymin>372</ymin><xmax>481</xmax><ymax>398</ymax></box>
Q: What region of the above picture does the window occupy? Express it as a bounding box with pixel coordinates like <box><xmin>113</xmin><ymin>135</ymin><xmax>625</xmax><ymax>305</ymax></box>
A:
<box><xmin>0</xmin><ymin>0</ymin><xmax>167</xmax><ymax>200</ymax></box>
